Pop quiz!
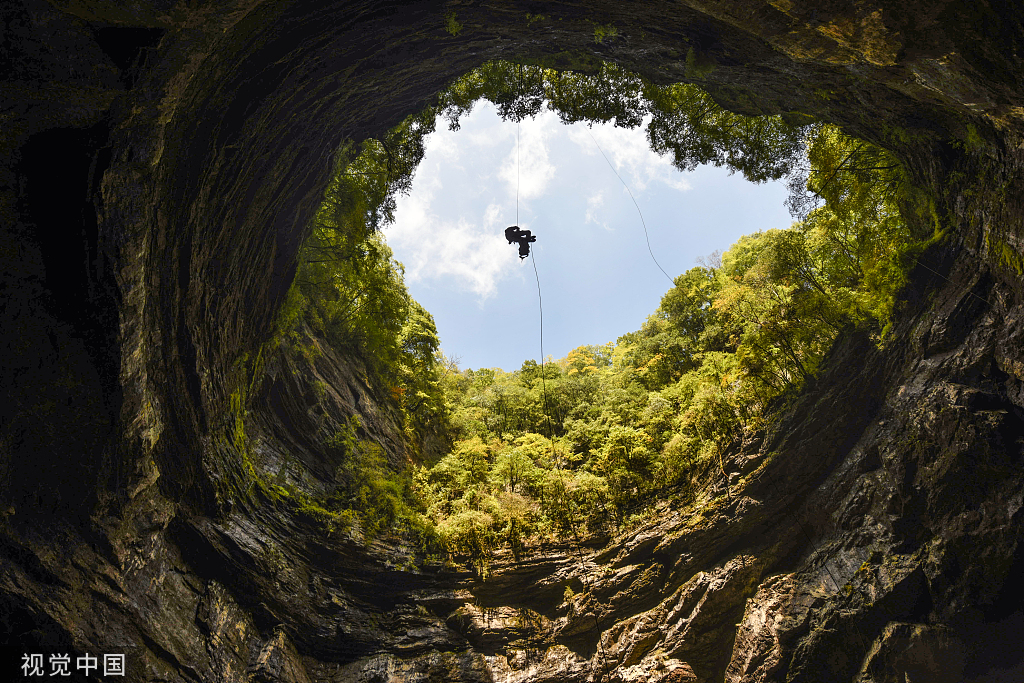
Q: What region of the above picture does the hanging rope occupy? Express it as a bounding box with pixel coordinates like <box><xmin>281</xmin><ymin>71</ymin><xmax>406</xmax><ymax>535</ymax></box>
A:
<box><xmin>530</xmin><ymin>251</ymin><xmax>555</xmax><ymax>442</ymax></box>
<box><xmin>506</xmin><ymin>70</ymin><xmax>608</xmax><ymax>680</ymax></box>
<box><xmin>530</xmin><ymin>247</ymin><xmax>609</xmax><ymax>681</ymax></box>
<box><xmin>517</xmin><ymin>63</ymin><xmax>522</xmax><ymax>227</ymax></box>
<box><xmin>510</xmin><ymin>98</ymin><xmax>983</xmax><ymax>672</ymax></box>
<box><xmin>588</xmin><ymin>130</ymin><xmax>675</xmax><ymax>288</ymax></box>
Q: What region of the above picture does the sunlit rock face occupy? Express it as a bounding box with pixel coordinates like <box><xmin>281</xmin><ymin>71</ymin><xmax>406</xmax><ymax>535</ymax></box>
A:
<box><xmin>3</xmin><ymin>0</ymin><xmax>1024</xmax><ymax>681</ymax></box>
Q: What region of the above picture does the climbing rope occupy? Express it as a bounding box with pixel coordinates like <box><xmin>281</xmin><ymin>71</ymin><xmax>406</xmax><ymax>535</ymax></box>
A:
<box><xmin>505</xmin><ymin>71</ymin><xmax>609</xmax><ymax>679</ymax></box>
<box><xmin>529</xmin><ymin>252</ymin><xmax>555</xmax><ymax>439</ymax></box>
<box><xmin>588</xmin><ymin>130</ymin><xmax>675</xmax><ymax>288</ymax></box>
<box><xmin>914</xmin><ymin>255</ymin><xmax>996</xmax><ymax>310</ymax></box>
<box><xmin>531</xmin><ymin>248</ymin><xmax>609</xmax><ymax>680</ymax></box>
<box><xmin>516</xmin><ymin>113</ymin><xmax>981</xmax><ymax>670</ymax></box>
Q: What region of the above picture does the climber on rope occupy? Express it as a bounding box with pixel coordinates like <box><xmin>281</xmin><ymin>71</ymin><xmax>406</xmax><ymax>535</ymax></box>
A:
<box><xmin>504</xmin><ymin>225</ymin><xmax>536</xmax><ymax>259</ymax></box>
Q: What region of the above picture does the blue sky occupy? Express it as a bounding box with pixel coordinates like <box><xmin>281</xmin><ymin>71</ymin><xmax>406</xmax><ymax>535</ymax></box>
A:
<box><xmin>383</xmin><ymin>101</ymin><xmax>795</xmax><ymax>372</ymax></box>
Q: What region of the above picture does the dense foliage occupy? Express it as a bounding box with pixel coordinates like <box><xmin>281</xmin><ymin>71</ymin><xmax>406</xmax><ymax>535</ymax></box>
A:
<box><xmin>417</xmin><ymin>121</ymin><xmax>915</xmax><ymax>561</ymax></box>
<box><xmin>267</xmin><ymin>60</ymin><xmax>921</xmax><ymax>564</ymax></box>
<box><xmin>259</xmin><ymin>114</ymin><xmax>451</xmax><ymax>540</ymax></box>
<box><xmin>282</xmin><ymin>113</ymin><xmax>452</xmax><ymax>451</ymax></box>
<box><xmin>436</xmin><ymin>61</ymin><xmax>807</xmax><ymax>185</ymax></box>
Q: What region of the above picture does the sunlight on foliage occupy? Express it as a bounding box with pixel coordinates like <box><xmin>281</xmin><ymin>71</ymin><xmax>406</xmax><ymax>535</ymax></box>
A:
<box><xmin>282</xmin><ymin>112</ymin><xmax>453</xmax><ymax>461</ymax></box>
<box><xmin>267</xmin><ymin>59</ymin><xmax>920</xmax><ymax>568</ymax></box>
<box><xmin>413</xmin><ymin>74</ymin><xmax>919</xmax><ymax>564</ymax></box>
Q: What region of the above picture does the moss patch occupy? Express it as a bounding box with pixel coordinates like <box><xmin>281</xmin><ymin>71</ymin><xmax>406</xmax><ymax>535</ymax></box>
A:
<box><xmin>986</xmin><ymin>234</ymin><xmax>1024</xmax><ymax>277</ymax></box>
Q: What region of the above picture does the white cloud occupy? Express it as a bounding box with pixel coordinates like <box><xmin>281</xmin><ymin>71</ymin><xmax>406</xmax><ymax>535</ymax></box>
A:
<box><xmin>386</xmin><ymin>178</ymin><xmax>519</xmax><ymax>300</ymax></box>
<box><xmin>385</xmin><ymin>104</ymin><xmax>544</xmax><ymax>301</ymax></box>
<box><xmin>498</xmin><ymin>112</ymin><xmax>557</xmax><ymax>202</ymax></box>
<box><xmin>466</xmin><ymin>124</ymin><xmax>510</xmax><ymax>150</ymax></box>
<box><xmin>585</xmin><ymin>190</ymin><xmax>609</xmax><ymax>230</ymax></box>
<box><xmin>425</xmin><ymin>128</ymin><xmax>462</xmax><ymax>162</ymax></box>
<box><xmin>568</xmin><ymin>119</ymin><xmax>692</xmax><ymax>193</ymax></box>
<box><xmin>423</xmin><ymin>219</ymin><xmax>517</xmax><ymax>299</ymax></box>
<box><xmin>386</xmin><ymin>107</ymin><xmax>697</xmax><ymax>303</ymax></box>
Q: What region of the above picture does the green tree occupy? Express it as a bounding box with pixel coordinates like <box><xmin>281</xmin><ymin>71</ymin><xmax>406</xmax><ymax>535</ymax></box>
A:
<box><xmin>542</xmin><ymin>469</ymin><xmax>611</xmax><ymax>538</ymax></box>
<box><xmin>435</xmin><ymin>59</ymin><xmax>809</xmax><ymax>187</ymax></box>
<box><xmin>659</xmin><ymin>266</ymin><xmax>723</xmax><ymax>347</ymax></box>
<box><xmin>644</xmin><ymin>82</ymin><xmax>806</xmax><ymax>183</ymax></box>
<box><xmin>300</xmin><ymin>60</ymin><xmax>923</xmax><ymax>561</ymax></box>
<box><xmin>321</xmin><ymin>417</ymin><xmax>424</xmax><ymax>540</ymax></box>
<box><xmin>544</xmin><ymin>63</ymin><xmax>646</xmax><ymax>128</ymax></box>
<box><xmin>490</xmin><ymin>446</ymin><xmax>542</xmax><ymax>495</ymax></box>
<box><xmin>797</xmin><ymin>124</ymin><xmax>912</xmax><ymax>329</ymax></box>
<box><xmin>396</xmin><ymin>301</ymin><xmax>452</xmax><ymax>456</ymax></box>
<box><xmin>595</xmin><ymin>425</ymin><xmax>657</xmax><ymax>513</ymax></box>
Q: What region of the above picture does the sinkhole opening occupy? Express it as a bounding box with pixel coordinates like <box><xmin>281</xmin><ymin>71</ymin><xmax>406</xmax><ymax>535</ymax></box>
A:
<box><xmin>242</xmin><ymin>60</ymin><xmax>925</xmax><ymax>568</ymax></box>
<box><xmin>382</xmin><ymin>99</ymin><xmax>795</xmax><ymax>374</ymax></box>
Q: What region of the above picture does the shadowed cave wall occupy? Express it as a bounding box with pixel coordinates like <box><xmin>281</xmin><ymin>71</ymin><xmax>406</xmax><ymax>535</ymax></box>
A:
<box><xmin>2</xmin><ymin>0</ymin><xmax>1024</xmax><ymax>681</ymax></box>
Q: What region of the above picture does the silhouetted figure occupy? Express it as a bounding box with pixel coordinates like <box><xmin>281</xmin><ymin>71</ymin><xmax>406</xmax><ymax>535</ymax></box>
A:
<box><xmin>505</xmin><ymin>225</ymin><xmax>536</xmax><ymax>259</ymax></box>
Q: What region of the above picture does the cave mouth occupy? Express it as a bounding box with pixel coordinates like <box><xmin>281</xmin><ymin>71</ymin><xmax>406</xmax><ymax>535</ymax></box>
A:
<box><xmin>382</xmin><ymin>96</ymin><xmax>798</xmax><ymax>374</ymax></box>
<box><xmin>260</xmin><ymin>57</ymin><xmax>924</xmax><ymax>571</ymax></box>
<box><xmin>291</xmin><ymin>56</ymin><xmax>838</xmax><ymax>383</ymax></box>
<box><xmin>141</xmin><ymin>1</ymin><xmax>988</xmax><ymax>517</ymax></box>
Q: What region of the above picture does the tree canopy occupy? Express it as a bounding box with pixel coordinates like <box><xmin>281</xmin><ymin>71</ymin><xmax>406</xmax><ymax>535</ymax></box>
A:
<box><xmin>265</xmin><ymin>59</ymin><xmax>920</xmax><ymax>567</ymax></box>
<box><xmin>436</xmin><ymin>61</ymin><xmax>807</xmax><ymax>185</ymax></box>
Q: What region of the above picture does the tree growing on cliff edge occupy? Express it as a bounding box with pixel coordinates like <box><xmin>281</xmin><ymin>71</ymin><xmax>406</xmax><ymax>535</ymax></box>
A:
<box><xmin>282</xmin><ymin>114</ymin><xmax>455</xmax><ymax>456</ymax></box>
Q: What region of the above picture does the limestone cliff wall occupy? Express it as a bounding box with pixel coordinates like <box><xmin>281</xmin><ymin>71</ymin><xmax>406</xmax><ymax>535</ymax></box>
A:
<box><xmin>2</xmin><ymin>1</ymin><xmax>1024</xmax><ymax>681</ymax></box>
